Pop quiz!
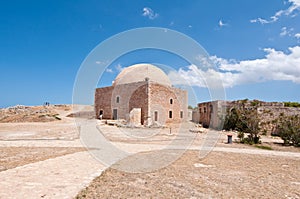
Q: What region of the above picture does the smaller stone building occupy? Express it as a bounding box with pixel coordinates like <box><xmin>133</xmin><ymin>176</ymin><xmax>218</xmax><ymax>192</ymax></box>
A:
<box><xmin>192</xmin><ymin>100</ymin><xmax>227</xmax><ymax>129</ymax></box>
<box><xmin>95</xmin><ymin>64</ymin><xmax>188</xmax><ymax>126</ymax></box>
<box><xmin>193</xmin><ymin>99</ymin><xmax>300</xmax><ymax>133</ymax></box>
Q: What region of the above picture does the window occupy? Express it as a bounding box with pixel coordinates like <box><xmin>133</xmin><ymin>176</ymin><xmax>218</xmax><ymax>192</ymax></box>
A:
<box><xmin>204</xmin><ymin>107</ymin><xmax>207</xmax><ymax>113</ymax></box>
<box><xmin>169</xmin><ymin>111</ymin><xmax>172</xmax><ymax>118</ymax></box>
<box><xmin>116</xmin><ymin>96</ymin><xmax>120</xmax><ymax>103</ymax></box>
<box><xmin>170</xmin><ymin>98</ymin><xmax>173</xmax><ymax>104</ymax></box>
<box><xmin>210</xmin><ymin>105</ymin><xmax>213</xmax><ymax>113</ymax></box>
<box><xmin>154</xmin><ymin>111</ymin><xmax>158</xmax><ymax>121</ymax></box>
<box><xmin>199</xmin><ymin>108</ymin><xmax>202</xmax><ymax>113</ymax></box>
<box><xmin>180</xmin><ymin>111</ymin><xmax>183</xmax><ymax>118</ymax></box>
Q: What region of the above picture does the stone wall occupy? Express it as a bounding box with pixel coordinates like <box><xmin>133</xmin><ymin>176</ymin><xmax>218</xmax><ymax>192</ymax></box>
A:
<box><xmin>95</xmin><ymin>81</ymin><xmax>188</xmax><ymax>126</ymax></box>
<box><xmin>258</xmin><ymin>106</ymin><xmax>300</xmax><ymax>134</ymax></box>
<box><xmin>192</xmin><ymin>109</ymin><xmax>200</xmax><ymax>123</ymax></box>
<box><xmin>197</xmin><ymin>100</ymin><xmax>226</xmax><ymax>129</ymax></box>
<box><xmin>195</xmin><ymin>99</ymin><xmax>300</xmax><ymax>133</ymax></box>
<box><xmin>111</xmin><ymin>81</ymin><xmax>147</xmax><ymax>121</ymax></box>
<box><xmin>94</xmin><ymin>86</ymin><xmax>114</xmax><ymax>119</ymax></box>
<box><xmin>129</xmin><ymin>108</ymin><xmax>142</xmax><ymax>126</ymax></box>
<box><xmin>149</xmin><ymin>83</ymin><xmax>187</xmax><ymax>126</ymax></box>
<box><xmin>129</xmin><ymin>83</ymin><xmax>149</xmax><ymax>125</ymax></box>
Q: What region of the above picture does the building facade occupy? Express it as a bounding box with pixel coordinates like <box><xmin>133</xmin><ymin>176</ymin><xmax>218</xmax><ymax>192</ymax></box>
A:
<box><xmin>193</xmin><ymin>99</ymin><xmax>300</xmax><ymax>133</ymax></box>
<box><xmin>95</xmin><ymin>64</ymin><xmax>188</xmax><ymax>126</ymax></box>
<box><xmin>192</xmin><ymin>100</ymin><xmax>227</xmax><ymax>129</ymax></box>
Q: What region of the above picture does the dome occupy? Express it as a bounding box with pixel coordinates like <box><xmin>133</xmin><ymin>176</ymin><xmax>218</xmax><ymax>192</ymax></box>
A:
<box><xmin>113</xmin><ymin>63</ymin><xmax>172</xmax><ymax>86</ymax></box>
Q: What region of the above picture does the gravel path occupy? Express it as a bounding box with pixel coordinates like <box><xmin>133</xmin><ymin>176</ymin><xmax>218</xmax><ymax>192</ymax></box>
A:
<box><xmin>0</xmin><ymin>151</ymin><xmax>105</xmax><ymax>199</ymax></box>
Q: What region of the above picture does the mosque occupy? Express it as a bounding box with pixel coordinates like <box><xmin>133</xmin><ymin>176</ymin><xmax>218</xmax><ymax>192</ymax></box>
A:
<box><xmin>94</xmin><ymin>63</ymin><xmax>188</xmax><ymax>126</ymax></box>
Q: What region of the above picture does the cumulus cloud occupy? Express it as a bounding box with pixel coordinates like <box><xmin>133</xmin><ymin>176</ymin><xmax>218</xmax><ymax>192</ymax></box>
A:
<box><xmin>142</xmin><ymin>7</ymin><xmax>158</xmax><ymax>19</ymax></box>
<box><xmin>250</xmin><ymin>0</ymin><xmax>300</xmax><ymax>24</ymax></box>
<box><xmin>280</xmin><ymin>27</ymin><xmax>294</xmax><ymax>36</ymax></box>
<box><xmin>168</xmin><ymin>46</ymin><xmax>300</xmax><ymax>88</ymax></box>
<box><xmin>295</xmin><ymin>33</ymin><xmax>300</xmax><ymax>38</ymax></box>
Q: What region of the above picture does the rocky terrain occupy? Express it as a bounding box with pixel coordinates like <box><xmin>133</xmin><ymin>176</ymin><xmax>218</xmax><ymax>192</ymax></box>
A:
<box><xmin>0</xmin><ymin>104</ymin><xmax>71</xmax><ymax>123</ymax></box>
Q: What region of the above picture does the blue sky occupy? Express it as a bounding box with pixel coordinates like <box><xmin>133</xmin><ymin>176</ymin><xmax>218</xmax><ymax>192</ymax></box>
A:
<box><xmin>0</xmin><ymin>0</ymin><xmax>300</xmax><ymax>107</ymax></box>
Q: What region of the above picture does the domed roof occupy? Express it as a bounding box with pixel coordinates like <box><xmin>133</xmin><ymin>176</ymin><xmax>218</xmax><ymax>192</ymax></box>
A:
<box><xmin>113</xmin><ymin>63</ymin><xmax>172</xmax><ymax>86</ymax></box>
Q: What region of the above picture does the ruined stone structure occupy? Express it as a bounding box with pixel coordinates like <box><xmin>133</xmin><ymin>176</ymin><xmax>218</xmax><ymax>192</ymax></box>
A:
<box><xmin>192</xmin><ymin>99</ymin><xmax>300</xmax><ymax>133</ymax></box>
<box><xmin>95</xmin><ymin>64</ymin><xmax>188</xmax><ymax>126</ymax></box>
<box><xmin>196</xmin><ymin>100</ymin><xmax>227</xmax><ymax>129</ymax></box>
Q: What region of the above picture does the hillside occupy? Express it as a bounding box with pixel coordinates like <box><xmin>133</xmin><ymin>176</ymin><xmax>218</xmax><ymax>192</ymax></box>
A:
<box><xmin>0</xmin><ymin>105</ymin><xmax>72</xmax><ymax>123</ymax></box>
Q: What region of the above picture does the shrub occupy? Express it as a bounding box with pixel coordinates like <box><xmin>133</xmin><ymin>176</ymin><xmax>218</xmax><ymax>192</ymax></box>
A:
<box><xmin>284</xmin><ymin>101</ymin><xmax>300</xmax><ymax>108</ymax></box>
<box><xmin>223</xmin><ymin>107</ymin><xmax>261</xmax><ymax>144</ymax></box>
<box><xmin>276</xmin><ymin>115</ymin><xmax>300</xmax><ymax>147</ymax></box>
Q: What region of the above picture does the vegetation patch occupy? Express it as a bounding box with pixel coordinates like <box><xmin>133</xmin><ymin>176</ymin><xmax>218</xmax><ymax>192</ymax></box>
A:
<box><xmin>254</xmin><ymin>145</ymin><xmax>273</xmax><ymax>150</ymax></box>
<box><xmin>284</xmin><ymin>101</ymin><xmax>300</xmax><ymax>108</ymax></box>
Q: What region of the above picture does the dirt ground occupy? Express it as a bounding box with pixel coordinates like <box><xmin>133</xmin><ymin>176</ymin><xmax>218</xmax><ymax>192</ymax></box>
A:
<box><xmin>76</xmin><ymin>150</ymin><xmax>300</xmax><ymax>199</ymax></box>
<box><xmin>0</xmin><ymin>147</ymin><xmax>86</xmax><ymax>172</ymax></box>
<box><xmin>0</xmin><ymin>105</ymin><xmax>299</xmax><ymax>199</ymax></box>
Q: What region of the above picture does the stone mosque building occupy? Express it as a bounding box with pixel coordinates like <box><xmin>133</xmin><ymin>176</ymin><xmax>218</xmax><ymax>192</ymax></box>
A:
<box><xmin>94</xmin><ymin>64</ymin><xmax>188</xmax><ymax>126</ymax></box>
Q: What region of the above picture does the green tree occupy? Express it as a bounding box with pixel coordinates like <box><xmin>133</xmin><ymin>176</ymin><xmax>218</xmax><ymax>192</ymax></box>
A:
<box><xmin>188</xmin><ymin>105</ymin><xmax>194</xmax><ymax>110</ymax></box>
<box><xmin>223</xmin><ymin>106</ymin><xmax>261</xmax><ymax>144</ymax></box>
<box><xmin>277</xmin><ymin>115</ymin><xmax>300</xmax><ymax>146</ymax></box>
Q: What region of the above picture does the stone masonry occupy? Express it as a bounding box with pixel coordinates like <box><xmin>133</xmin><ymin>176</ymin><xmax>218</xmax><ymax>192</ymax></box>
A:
<box><xmin>193</xmin><ymin>99</ymin><xmax>300</xmax><ymax>134</ymax></box>
<box><xmin>94</xmin><ymin>64</ymin><xmax>188</xmax><ymax>126</ymax></box>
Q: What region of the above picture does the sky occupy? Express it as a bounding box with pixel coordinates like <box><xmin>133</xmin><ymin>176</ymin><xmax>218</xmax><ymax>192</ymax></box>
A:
<box><xmin>0</xmin><ymin>0</ymin><xmax>300</xmax><ymax>107</ymax></box>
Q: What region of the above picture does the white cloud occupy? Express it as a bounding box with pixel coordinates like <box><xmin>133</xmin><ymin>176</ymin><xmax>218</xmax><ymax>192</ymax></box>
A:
<box><xmin>250</xmin><ymin>0</ymin><xmax>300</xmax><ymax>24</ymax></box>
<box><xmin>96</xmin><ymin>61</ymin><xmax>106</xmax><ymax>64</ymax></box>
<box><xmin>280</xmin><ymin>27</ymin><xmax>288</xmax><ymax>36</ymax></box>
<box><xmin>218</xmin><ymin>20</ymin><xmax>228</xmax><ymax>27</ymax></box>
<box><xmin>105</xmin><ymin>68</ymin><xmax>113</xmax><ymax>73</ymax></box>
<box><xmin>250</xmin><ymin>18</ymin><xmax>269</xmax><ymax>24</ymax></box>
<box><xmin>168</xmin><ymin>46</ymin><xmax>300</xmax><ymax>88</ymax></box>
<box><xmin>115</xmin><ymin>64</ymin><xmax>124</xmax><ymax>72</ymax></box>
<box><xmin>295</xmin><ymin>33</ymin><xmax>300</xmax><ymax>38</ymax></box>
<box><xmin>280</xmin><ymin>27</ymin><xmax>294</xmax><ymax>36</ymax></box>
<box><xmin>142</xmin><ymin>7</ymin><xmax>158</xmax><ymax>20</ymax></box>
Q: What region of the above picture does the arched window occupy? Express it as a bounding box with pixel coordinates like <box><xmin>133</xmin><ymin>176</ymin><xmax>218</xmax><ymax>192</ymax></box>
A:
<box><xmin>116</xmin><ymin>96</ymin><xmax>120</xmax><ymax>103</ymax></box>
<box><xmin>170</xmin><ymin>98</ymin><xmax>173</xmax><ymax>104</ymax></box>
